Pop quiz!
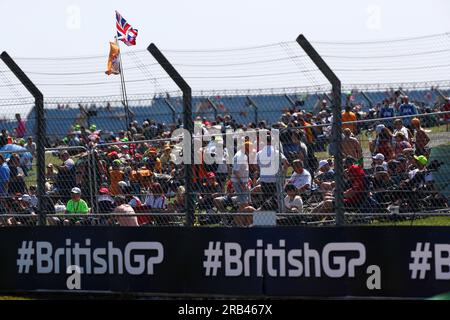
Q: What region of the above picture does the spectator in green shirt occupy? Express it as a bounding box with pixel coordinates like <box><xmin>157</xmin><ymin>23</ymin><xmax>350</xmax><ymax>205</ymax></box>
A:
<box><xmin>64</xmin><ymin>187</ymin><xmax>90</xmax><ymax>225</ymax></box>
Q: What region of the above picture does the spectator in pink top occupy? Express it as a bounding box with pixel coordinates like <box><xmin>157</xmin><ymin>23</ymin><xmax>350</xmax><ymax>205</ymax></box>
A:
<box><xmin>15</xmin><ymin>114</ymin><xmax>26</xmax><ymax>138</ymax></box>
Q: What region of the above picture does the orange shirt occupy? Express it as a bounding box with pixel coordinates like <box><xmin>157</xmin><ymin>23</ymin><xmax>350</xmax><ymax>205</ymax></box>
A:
<box><xmin>109</xmin><ymin>169</ymin><xmax>124</xmax><ymax>195</ymax></box>
<box><xmin>342</xmin><ymin>111</ymin><xmax>357</xmax><ymax>134</ymax></box>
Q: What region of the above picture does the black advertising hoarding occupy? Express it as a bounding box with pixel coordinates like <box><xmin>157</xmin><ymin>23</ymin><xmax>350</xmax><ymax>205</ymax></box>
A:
<box><xmin>1</xmin><ymin>227</ymin><xmax>450</xmax><ymax>298</ymax></box>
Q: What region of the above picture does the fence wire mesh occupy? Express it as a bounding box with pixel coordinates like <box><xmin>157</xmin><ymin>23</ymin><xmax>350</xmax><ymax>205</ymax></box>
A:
<box><xmin>1</xmin><ymin>33</ymin><xmax>450</xmax><ymax>227</ymax></box>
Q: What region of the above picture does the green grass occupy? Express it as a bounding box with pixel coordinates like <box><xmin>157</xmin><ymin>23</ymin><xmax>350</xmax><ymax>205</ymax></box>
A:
<box><xmin>373</xmin><ymin>216</ymin><xmax>450</xmax><ymax>226</ymax></box>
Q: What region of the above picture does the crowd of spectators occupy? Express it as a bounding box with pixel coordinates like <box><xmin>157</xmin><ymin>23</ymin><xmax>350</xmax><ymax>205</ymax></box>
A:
<box><xmin>0</xmin><ymin>93</ymin><xmax>449</xmax><ymax>226</ymax></box>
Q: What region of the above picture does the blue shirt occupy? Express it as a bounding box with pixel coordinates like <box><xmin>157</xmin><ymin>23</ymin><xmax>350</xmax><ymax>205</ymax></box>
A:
<box><xmin>399</xmin><ymin>103</ymin><xmax>418</xmax><ymax>126</ymax></box>
<box><xmin>0</xmin><ymin>163</ymin><xmax>10</xmax><ymax>196</ymax></box>
<box><xmin>379</xmin><ymin>106</ymin><xmax>396</xmax><ymax>127</ymax></box>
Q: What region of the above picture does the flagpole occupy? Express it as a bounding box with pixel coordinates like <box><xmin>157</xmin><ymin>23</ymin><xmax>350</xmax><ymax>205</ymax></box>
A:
<box><xmin>116</xmin><ymin>37</ymin><xmax>131</xmax><ymax>131</ymax></box>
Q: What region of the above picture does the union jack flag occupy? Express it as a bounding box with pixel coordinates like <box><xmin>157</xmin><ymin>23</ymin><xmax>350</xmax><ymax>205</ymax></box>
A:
<box><xmin>115</xmin><ymin>11</ymin><xmax>138</xmax><ymax>46</ymax></box>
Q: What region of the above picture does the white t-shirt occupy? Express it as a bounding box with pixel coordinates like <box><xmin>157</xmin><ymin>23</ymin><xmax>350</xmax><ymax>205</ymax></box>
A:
<box><xmin>231</xmin><ymin>150</ymin><xmax>249</xmax><ymax>183</ymax></box>
<box><xmin>257</xmin><ymin>145</ymin><xmax>287</xmax><ymax>183</ymax></box>
<box><xmin>284</xmin><ymin>195</ymin><xmax>303</xmax><ymax>212</ymax></box>
<box><xmin>288</xmin><ymin>170</ymin><xmax>312</xmax><ymax>190</ymax></box>
<box><xmin>64</xmin><ymin>158</ymin><xmax>75</xmax><ymax>170</ymax></box>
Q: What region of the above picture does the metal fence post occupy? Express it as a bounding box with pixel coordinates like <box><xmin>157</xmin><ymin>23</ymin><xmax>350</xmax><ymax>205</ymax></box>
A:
<box><xmin>295</xmin><ymin>35</ymin><xmax>344</xmax><ymax>226</ymax></box>
<box><xmin>1</xmin><ymin>52</ymin><xmax>47</xmax><ymax>226</ymax></box>
<box><xmin>148</xmin><ymin>44</ymin><xmax>195</xmax><ymax>227</ymax></box>
<box><xmin>163</xmin><ymin>98</ymin><xmax>178</xmax><ymax>125</ymax></box>
<box><xmin>246</xmin><ymin>96</ymin><xmax>259</xmax><ymax>125</ymax></box>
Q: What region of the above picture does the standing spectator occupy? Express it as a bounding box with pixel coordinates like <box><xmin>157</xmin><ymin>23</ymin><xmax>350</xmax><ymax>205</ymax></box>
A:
<box><xmin>8</xmin><ymin>154</ymin><xmax>26</xmax><ymax>195</ymax></box>
<box><xmin>341</xmin><ymin>128</ymin><xmax>363</xmax><ymax>166</ymax></box>
<box><xmin>55</xmin><ymin>151</ymin><xmax>76</xmax><ymax>201</ymax></box>
<box><xmin>411</xmin><ymin>118</ymin><xmax>430</xmax><ymax>156</ymax></box>
<box><xmin>398</xmin><ymin>96</ymin><xmax>418</xmax><ymax>128</ymax></box>
<box><xmin>231</xmin><ymin>141</ymin><xmax>256</xmax><ymax>225</ymax></box>
<box><xmin>378</xmin><ymin>100</ymin><xmax>396</xmax><ymax>130</ymax></box>
<box><xmin>256</xmin><ymin>134</ymin><xmax>288</xmax><ymax>210</ymax></box>
<box><xmin>393</xmin><ymin>119</ymin><xmax>412</xmax><ymax>144</ymax></box>
<box><xmin>15</xmin><ymin>114</ymin><xmax>26</xmax><ymax>138</ymax></box>
<box><xmin>0</xmin><ymin>155</ymin><xmax>10</xmax><ymax>197</ymax></box>
<box><xmin>342</xmin><ymin>105</ymin><xmax>358</xmax><ymax>134</ymax></box>
<box><xmin>113</xmin><ymin>195</ymin><xmax>139</xmax><ymax>227</ymax></box>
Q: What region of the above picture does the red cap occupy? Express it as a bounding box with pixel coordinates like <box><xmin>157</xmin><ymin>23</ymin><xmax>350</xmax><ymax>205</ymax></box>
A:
<box><xmin>99</xmin><ymin>187</ymin><xmax>110</xmax><ymax>194</ymax></box>
<box><xmin>207</xmin><ymin>172</ymin><xmax>216</xmax><ymax>179</ymax></box>
<box><xmin>108</xmin><ymin>151</ymin><xmax>118</xmax><ymax>158</ymax></box>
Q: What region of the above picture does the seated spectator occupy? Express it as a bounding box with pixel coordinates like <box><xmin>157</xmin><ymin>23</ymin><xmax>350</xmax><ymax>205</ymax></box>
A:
<box><xmin>198</xmin><ymin>172</ymin><xmax>221</xmax><ymax>213</ymax></box>
<box><xmin>286</xmin><ymin>160</ymin><xmax>311</xmax><ymax>194</ymax></box>
<box><xmin>343</xmin><ymin>164</ymin><xmax>367</xmax><ymax>211</ymax></box>
<box><xmin>393</xmin><ymin>132</ymin><xmax>412</xmax><ymax>158</ymax></box>
<box><xmin>109</xmin><ymin>159</ymin><xmax>124</xmax><ymax>196</ymax></box>
<box><xmin>113</xmin><ymin>195</ymin><xmax>139</xmax><ymax>227</ymax></box>
<box><xmin>168</xmin><ymin>186</ymin><xmax>185</xmax><ymax>213</ymax></box>
<box><xmin>284</xmin><ymin>184</ymin><xmax>303</xmax><ymax>213</ymax></box>
<box><xmin>144</xmin><ymin>183</ymin><xmax>167</xmax><ymax>212</ymax></box>
<box><xmin>64</xmin><ymin>187</ymin><xmax>90</xmax><ymax>225</ymax></box>
<box><xmin>97</xmin><ymin>187</ymin><xmax>115</xmax><ymax>214</ymax></box>
<box><xmin>371</xmin><ymin>153</ymin><xmax>388</xmax><ymax>172</ymax></box>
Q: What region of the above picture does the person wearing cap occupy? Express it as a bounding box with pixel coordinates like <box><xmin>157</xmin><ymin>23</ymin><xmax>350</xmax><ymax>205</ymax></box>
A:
<box><xmin>145</xmin><ymin>147</ymin><xmax>162</xmax><ymax>173</ymax></box>
<box><xmin>198</xmin><ymin>172</ymin><xmax>221</xmax><ymax>214</ymax></box>
<box><xmin>370</xmin><ymin>125</ymin><xmax>394</xmax><ymax>161</ymax></box>
<box><xmin>64</xmin><ymin>187</ymin><xmax>89</xmax><ymax>225</ymax></box>
<box><xmin>372</xmin><ymin>165</ymin><xmax>393</xmax><ymax>192</ymax></box>
<box><xmin>411</xmin><ymin>118</ymin><xmax>430</xmax><ymax>157</ymax></box>
<box><xmin>314</xmin><ymin>159</ymin><xmax>335</xmax><ymax>186</ymax></box>
<box><xmin>371</xmin><ymin>153</ymin><xmax>388</xmax><ymax>172</ymax></box>
<box><xmin>341</xmin><ymin>128</ymin><xmax>363</xmax><ymax>165</ymax></box>
<box><xmin>160</xmin><ymin>144</ymin><xmax>175</xmax><ymax>168</ymax></box>
<box><xmin>393</xmin><ymin>119</ymin><xmax>412</xmax><ymax>144</ymax></box>
<box><xmin>97</xmin><ymin>187</ymin><xmax>115</xmax><ymax>215</ymax></box>
<box><xmin>109</xmin><ymin>159</ymin><xmax>124</xmax><ymax>196</ymax></box>
<box><xmin>398</xmin><ymin>96</ymin><xmax>418</xmax><ymax>128</ymax></box>
<box><xmin>394</xmin><ymin>132</ymin><xmax>412</xmax><ymax>158</ymax></box>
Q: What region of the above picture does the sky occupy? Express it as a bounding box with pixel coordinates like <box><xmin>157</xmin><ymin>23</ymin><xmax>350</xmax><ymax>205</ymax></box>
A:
<box><xmin>1</xmin><ymin>0</ymin><xmax>450</xmax><ymax>58</ymax></box>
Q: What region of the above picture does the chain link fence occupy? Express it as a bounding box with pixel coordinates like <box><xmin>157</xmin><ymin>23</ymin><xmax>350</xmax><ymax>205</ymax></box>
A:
<box><xmin>0</xmin><ymin>88</ymin><xmax>448</xmax><ymax>227</ymax></box>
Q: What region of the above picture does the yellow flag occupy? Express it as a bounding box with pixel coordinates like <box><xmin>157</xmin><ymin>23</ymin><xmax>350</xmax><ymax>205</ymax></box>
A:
<box><xmin>105</xmin><ymin>41</ymin><xmax>121</xmax><ymax>75</ymax></box>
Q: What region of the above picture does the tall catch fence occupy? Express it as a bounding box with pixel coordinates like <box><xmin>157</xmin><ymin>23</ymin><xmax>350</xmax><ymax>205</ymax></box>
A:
<box><xmin>0</xmin><ymin>33</ymin><xmax>449</xmax><ymax>227</ymax></box>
